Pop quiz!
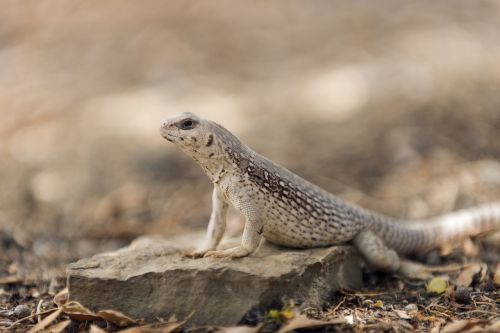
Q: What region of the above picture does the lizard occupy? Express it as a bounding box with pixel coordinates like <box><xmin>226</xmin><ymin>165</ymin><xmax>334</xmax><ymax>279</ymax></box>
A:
<box><xmin>159</xmin><ymin>112</ymin><xmax>500</xmax><ymax>278</ymax></box>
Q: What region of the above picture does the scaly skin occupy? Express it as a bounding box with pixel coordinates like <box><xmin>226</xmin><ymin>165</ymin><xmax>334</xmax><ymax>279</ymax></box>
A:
<box><xmin>160</xmin><ymin>113</ymin><xmax>500</xmax><ymax>277</ymax></box>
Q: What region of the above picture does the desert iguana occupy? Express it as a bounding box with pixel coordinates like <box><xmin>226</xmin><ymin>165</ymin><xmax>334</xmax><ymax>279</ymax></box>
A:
<box><xmin>160</xmin><ymin>113</ymin><xmax>500</xmax><ymax>278</ymax></box>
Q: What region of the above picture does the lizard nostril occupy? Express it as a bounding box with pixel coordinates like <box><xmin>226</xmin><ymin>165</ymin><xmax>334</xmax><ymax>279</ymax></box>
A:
<box><xmin>161</xmin><ymin>121</ymin><xmax>174</xmax><ymax>129</ymax></box>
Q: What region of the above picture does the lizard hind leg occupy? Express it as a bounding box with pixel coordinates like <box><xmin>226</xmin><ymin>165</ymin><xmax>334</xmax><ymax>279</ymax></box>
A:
<box><xmin>353</xmin><ymin>230</ymin><xmax>434</xmax><ymax>280</ymax></box>
<box><xmin>353</xmin><ymin>230</ymin><xmax>401</xmax><ymax>272</ymax></box>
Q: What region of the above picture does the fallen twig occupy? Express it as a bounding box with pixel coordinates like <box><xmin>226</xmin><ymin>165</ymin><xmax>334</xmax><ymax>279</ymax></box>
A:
<box><xmin>7</xmin><ymin>308</ymin><xmax>58</xmax><ymax>329</ymax></box>
<box><xmin>36</xmin><ymin>300</ymin><xmax>43</xmax><ymax>323</ymax></box>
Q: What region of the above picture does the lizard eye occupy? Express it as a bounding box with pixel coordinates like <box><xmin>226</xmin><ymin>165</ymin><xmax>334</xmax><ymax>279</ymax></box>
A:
<box><xmin>180</xmin><ymin>119</ymin><xmax>195</xmax><ymax>130</ymax></box>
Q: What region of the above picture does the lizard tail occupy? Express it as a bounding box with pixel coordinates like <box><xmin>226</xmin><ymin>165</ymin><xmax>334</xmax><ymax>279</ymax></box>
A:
<box><xmin>424</xmin><ymin>202</ymin><xmax>500</xmax><ymax>249</ymax></box>
<box><xmin>371</xmin><ymin>202</ymin><xmax>500</xmax><ymax>255</ymax></box>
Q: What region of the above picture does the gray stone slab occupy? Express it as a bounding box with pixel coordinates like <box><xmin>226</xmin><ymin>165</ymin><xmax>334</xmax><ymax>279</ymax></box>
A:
<box><xmin>67</xmin><ymin>235</ymin><xmax>362</xmax><ymax>326</ymax></box>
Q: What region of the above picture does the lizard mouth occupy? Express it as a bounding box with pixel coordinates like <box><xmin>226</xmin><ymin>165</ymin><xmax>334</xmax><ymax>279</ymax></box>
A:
<box><xmin>162</xmin><ymin>133</ymin><xmax>178</xmax><ymax>142</ymax></box>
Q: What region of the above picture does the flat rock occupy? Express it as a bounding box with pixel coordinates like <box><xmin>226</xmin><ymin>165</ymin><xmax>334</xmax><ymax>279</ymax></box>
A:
<box><xmin>67</xmin><ymin>234</ymin><xmax>362</xmax><ymax>326</ymax></box>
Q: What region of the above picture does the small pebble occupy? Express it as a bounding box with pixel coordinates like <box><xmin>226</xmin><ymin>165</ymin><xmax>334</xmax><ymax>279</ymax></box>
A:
<box><xmin>454</xmin><ymin>286</ymin><xmax>472</xmax><ymax>304</ymax></box>
<box><xmin>404</xmin><ymin>303</ymin><xmax>418</xmax><ymax>312</ymax></box>
<box><xmin>13</xmin><ymin>304</ymin><xmax>31</xmax><ymax>318</ymax></box>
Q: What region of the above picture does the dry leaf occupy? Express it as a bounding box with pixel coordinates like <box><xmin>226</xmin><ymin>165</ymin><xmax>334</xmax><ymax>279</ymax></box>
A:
<box><xmin>267</xmin><ymin>309</ymin><xmax>281</xmax><ymax>321</ymax></box>
<box><xmin>217</xmin><ymin>324</ymin><xmax>262</xmax><ymax>333</ymax></box>
<box><xmin>441</xmin><ymin>320</ymin><xmax>476</xmax><ymax>333</ymax></box>
<box><xmin>486</xmin><ymin>320</ymin><xmax>500</xmax><ymax>332</ymax></box>
<box><xmin>61</xmin><ymin>301</ymin><xmax>99</xmax><ymax>321</ymax></box>
<box><xmin>427</xmin><ymin>277</ymin><xmax>447</xmax><ymax>294</ymax></box>
<box><xmin>430</xmin><ymin>323</ymin><xmax>441</xmax><ymax>333</ymax></box>
<box><xmin>61</xmin><ymin>302</ymin><xmax>139</xmax><ymax>327</ymax></box>
<box><xmin>456</xmin><ymin>265</ymin><xmax>479</xmax><ymax>287</ymax></box>
<box><xmin>440</xmin><ymin>242</ymin><xmax>454</xmax><ymax>256</ymax></box>
<box><xmin>464</xmin><ymin>324</ymin><xmax>489</xmax><ymax>333</ymax></box>
<box><xmin>117</xmin><ymin>311</ymin><xmax>192</xmax><ymax>333</ymax></box>
<box><xmin>395</xmin><ymin>320</ymin><xmax>414</xmax><ymax>331</ymax></box>
<box><xmin>462</xmin><ymin>238</ymin><xmax>479</xmax><ymax>257</ymax></box>
<box><xmin>26</xmin><ymin>308</ymin><xmax>62</xmax><ymax>333</ymax></box>
<box><xmin>395</xmin><ymin>310</ymin><xmax>411</xmax><ymax>320</ymax></box>
<box><xmin>494</xmin><ymin>265</ymin><xmax>500</xmax><ymax>286</ymax></box>
<box><xmin>90</xmin><ymin>325</ymin><xmax>108</xmax><ymax>333</ymax></box>
<box><xmin>344</xmin><ymin>314</ymin><xmax>354</xmax><ymax>325</ymax></box>
<box><xmin>53</xmin><ymin>288</ymin><xmax>69</xmax><ymax>307</ymax></box>
<box><xmin>117</xmin><ymin>321</ymin><xmax>184</xmax><ymax>333</ymax></box>
<box><xmin>97</xmin><ymin>310</ymin><xmax>137</xmax><ymax>327</ymax></box>
<box><xmin>276</xmin><ymin>314</ymin><xmax>345</xmax><ymax>333</ymax></box>
<box><xmin>45</xmin><ymin>319</ymin><xmax>71</xmax><ymax>333</ymax></box>
<box><xmin>478</xmin><ymin>263</ymin><xmax>487</xmax><ymax>282</ymax></box>
<box><xmin>456</xmin><ymin>263</ymin><xmax>486</xmax><ymax>287</ymax></box>
<box><xmin>0</xmin><ymin>275</ymin><xmax>38</xmax><ymax>285</ymax></box>
<box><xmin>444</xmin><ymin>285</ymin><xmax>455</xmax><ymax>298</ymax></box>
<box><xmin>281</xmin><ymin>309</ymin><xmax>294</xmax><ymax>320</ymax></box>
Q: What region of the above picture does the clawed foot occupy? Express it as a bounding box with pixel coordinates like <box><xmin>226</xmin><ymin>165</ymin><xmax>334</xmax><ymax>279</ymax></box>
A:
<box><xmin>398</xmin><ymin>260</ymin><xmax>464</xmax><ymax>280</ymax></box>
<box><xmin>398</xmin><ymin>261</ymin><xmax>434</xmax><ymax>280</ymax></box>
<box><xmin>185</xmin><ymin>247</ymin><xmax>212</xmax><ymax>258</ymax></box>
<box><xmin>204</xmin><ymin>246</ymin><xmax>251</xmax><ymax>259</ymax></box>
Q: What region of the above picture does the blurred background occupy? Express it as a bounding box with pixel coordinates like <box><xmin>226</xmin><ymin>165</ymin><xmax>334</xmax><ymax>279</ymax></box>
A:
<box><xmin>1</xmin><ymin>0</ymin><xmax>500</xmax><ymax>281</ymax></box>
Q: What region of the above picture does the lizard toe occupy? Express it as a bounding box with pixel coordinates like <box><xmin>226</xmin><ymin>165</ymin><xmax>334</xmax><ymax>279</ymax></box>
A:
<box><xmin>204</xmin><ymin>246</ymin><xmax>250</xmax><ymax>259</ymax></box>
<box><xmin>185</xmin><ymin>250</ymin><xmax>207</xmax><ymax>258</ymax></box>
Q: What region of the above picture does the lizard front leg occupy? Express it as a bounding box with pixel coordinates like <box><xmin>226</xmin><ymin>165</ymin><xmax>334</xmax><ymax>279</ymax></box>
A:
<box><xmin>187</xmin><ymin>186</ymin><xmax>228</xmax><ymax>258</ymax></box>
<box><xmin>204</xmin><ymin>216</ymin><xmax>263</xmax><ymax>259</ymax></box>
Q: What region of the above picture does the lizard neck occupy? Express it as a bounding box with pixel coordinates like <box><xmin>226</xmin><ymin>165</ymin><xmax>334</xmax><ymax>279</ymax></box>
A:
<box><xmin>192</xmin><ymin>122</ymin><xmax>249</xmax><ymax>185</ymax></box>
<box><xmin>196</xmin><ymin>156</ymin><xmax>236</xmax><ymax>185</ymax></box>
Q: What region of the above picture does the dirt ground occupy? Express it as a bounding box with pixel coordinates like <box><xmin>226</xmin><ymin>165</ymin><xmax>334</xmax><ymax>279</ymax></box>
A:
<box><xmin>1</xmin><ymin>1</ymin><xmax>499</xmax><ymax>332</ymax></box>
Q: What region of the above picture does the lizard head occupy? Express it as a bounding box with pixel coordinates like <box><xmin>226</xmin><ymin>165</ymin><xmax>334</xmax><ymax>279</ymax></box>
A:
<box><xmin>160</xmin><ymin>112</ymin><xmax>223</xmax><ymax>160</ymax></box>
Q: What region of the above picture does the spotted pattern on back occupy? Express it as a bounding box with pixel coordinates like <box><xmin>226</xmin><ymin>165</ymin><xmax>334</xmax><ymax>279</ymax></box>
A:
<box><xmin>184</xmin><ymin>119</ymin><xmax>500</xmax><ymax>254</ymax></box>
